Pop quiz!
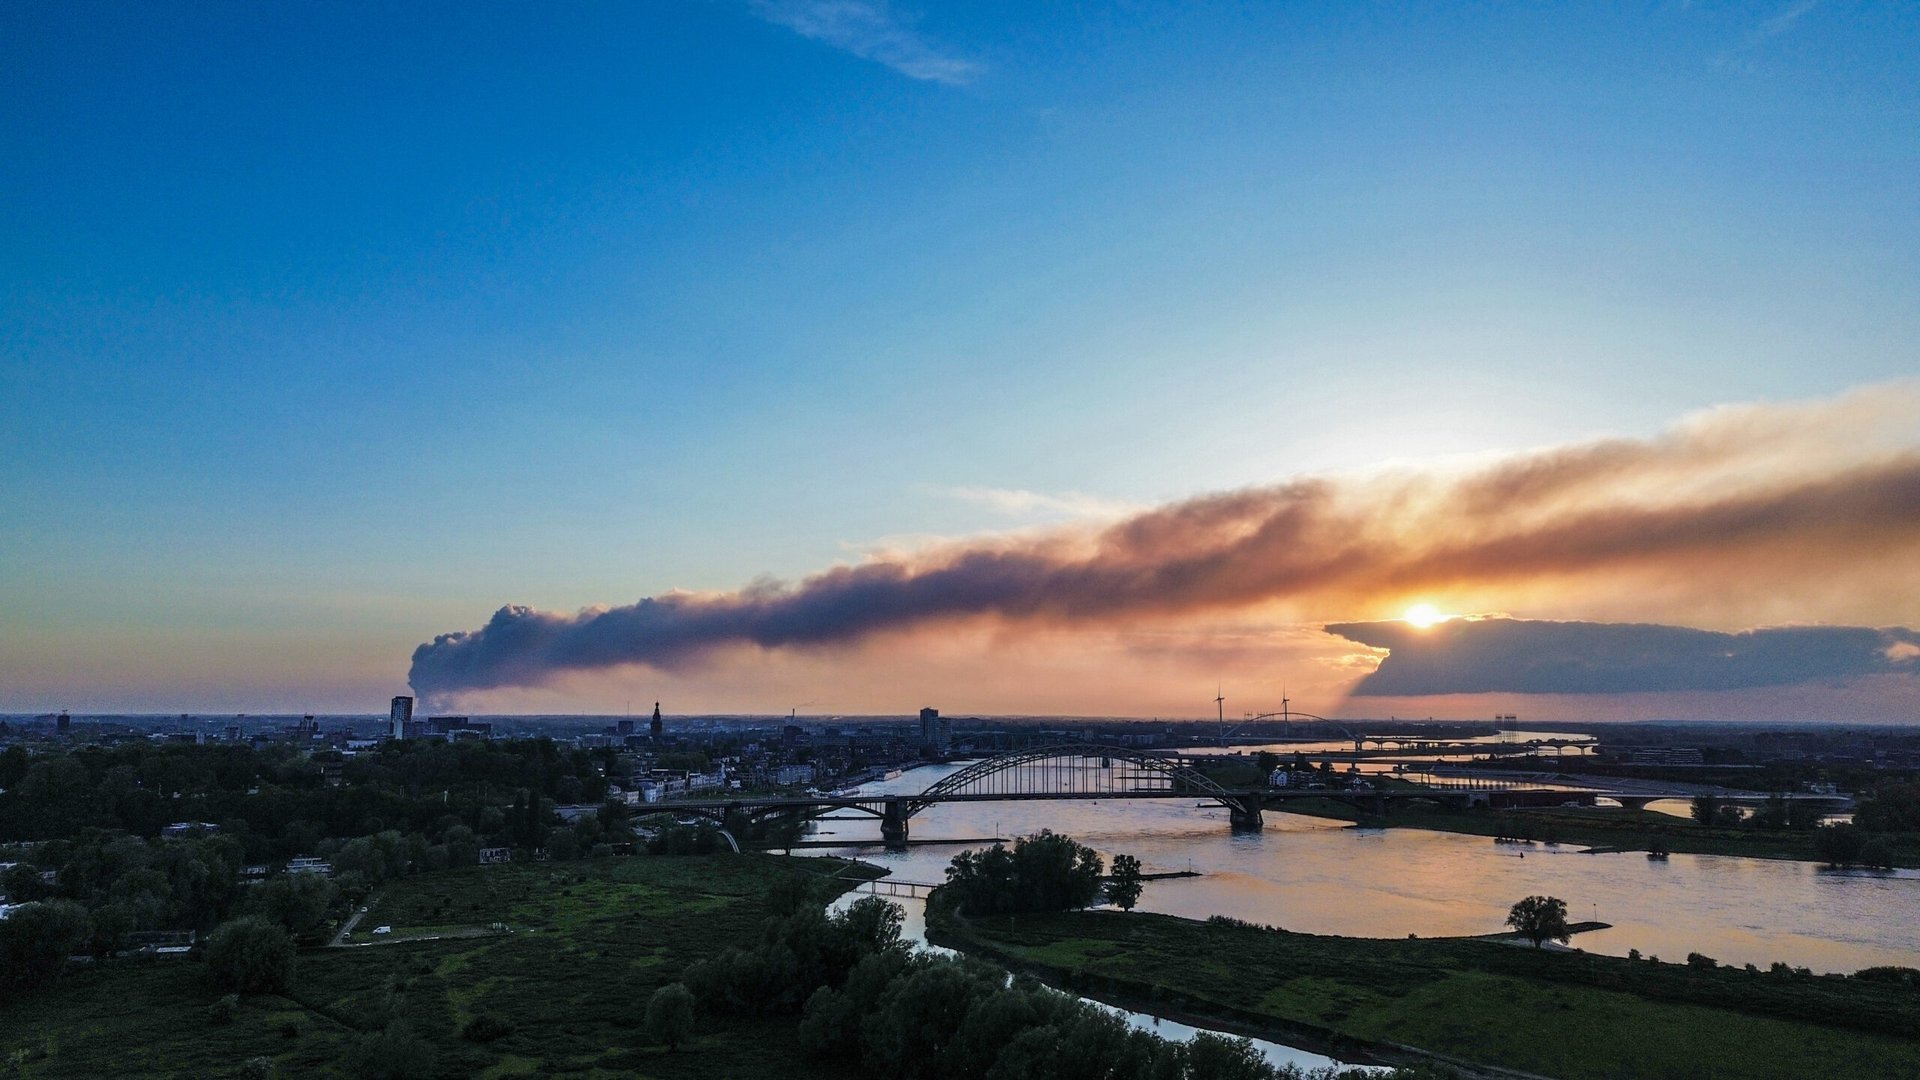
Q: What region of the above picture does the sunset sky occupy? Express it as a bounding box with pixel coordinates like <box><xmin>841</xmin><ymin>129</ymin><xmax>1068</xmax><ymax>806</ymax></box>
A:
<box><xmin>4</xmin><ymin>3</ymin><xmax>1917</xmax><ymax>721</ymax></box>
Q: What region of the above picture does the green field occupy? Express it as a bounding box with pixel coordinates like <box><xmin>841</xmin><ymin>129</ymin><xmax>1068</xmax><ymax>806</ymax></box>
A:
<box><xmin>929</xmin><ymin>904</ymin><xmax>1920</xmax><ymax>1080</ymax></box>
<box><xmin>0</xmin><ymin>854</ymin><xmax>881</xmax><ymax>1079</ymax></box>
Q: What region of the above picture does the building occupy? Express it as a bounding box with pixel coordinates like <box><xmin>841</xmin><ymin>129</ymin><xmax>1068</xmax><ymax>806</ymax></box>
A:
<box><xmin>650</xmin><ymin>702</ymin><xmax>663</xmax><ymax>740</ymax></box>
<box><xmin>389</xmin><ymin>696</ymin><xmax>414</xmax><ymax>740</ymax></box>
<box><xmin>426</xmin><ymin>716</ymin><xmax>492</xmax><ymax>740</ymax></box>
<box><xmin>162</xmin><ymin>822</ymin><xmax>220</xmax><ymax>839</ymax></box>
<box><xmin>919</xmin><ymin>707</ymin><xmax>951</xmax><ymax>752</ymax></box>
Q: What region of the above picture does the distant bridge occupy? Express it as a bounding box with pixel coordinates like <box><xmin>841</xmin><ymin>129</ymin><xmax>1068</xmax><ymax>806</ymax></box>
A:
<box><xmin>653</xmin><ymin>744</ymin><xmax>1843</xmax><ymax>850</ymax></box>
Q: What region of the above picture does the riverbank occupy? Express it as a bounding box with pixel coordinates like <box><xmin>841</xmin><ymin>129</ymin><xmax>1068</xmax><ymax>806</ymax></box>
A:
<box><xmin>927</xmin><ymin>899</ymin><xmax>1920</xmax><ymax>1080</ymax></box>
<box><xmin>1278</xmin><ymin>798</ymin><xmax>1920</xmax><ymax>869</ymax></box>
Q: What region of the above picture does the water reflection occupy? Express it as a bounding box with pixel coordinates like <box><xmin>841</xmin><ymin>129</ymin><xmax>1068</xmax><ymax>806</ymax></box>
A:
<box><xmin>813</xmin><ymin>762</ymin><xmax>1919</xmax><ymax>975</ymax></box>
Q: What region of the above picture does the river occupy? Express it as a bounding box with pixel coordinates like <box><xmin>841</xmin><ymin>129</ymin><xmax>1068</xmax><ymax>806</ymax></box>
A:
<box><xmin>814</xmin><ymin>760</ymin><xmax>1920</xmax><ymax>975</ymax></box>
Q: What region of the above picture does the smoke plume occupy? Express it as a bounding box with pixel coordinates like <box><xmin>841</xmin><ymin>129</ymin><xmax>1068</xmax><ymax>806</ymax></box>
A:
<box><xmin>410</xmin><ymin>382</ymin><xmax>1920</xmax><ymax>703</ymax></box>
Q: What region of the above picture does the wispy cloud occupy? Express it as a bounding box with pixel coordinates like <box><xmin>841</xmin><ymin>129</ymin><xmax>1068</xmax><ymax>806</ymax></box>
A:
<box><xmin>751</xmin><ymin>1</ymin><xmax>981</xmax><ymax>85</ymax></box>
<box><xmin>1715</xmin><ymin>0</ymin><xmax>1819</xmax><ymax>72</ymax></box>
<box><xmin>408</xmin><ymin>382</ymin><xmax>1920</xmax><ymax>703</ymax></box>
<box><xmin>925</xmin><ymin>485</ymin><xmax>1142</xmax><ymax>520</ymax></box>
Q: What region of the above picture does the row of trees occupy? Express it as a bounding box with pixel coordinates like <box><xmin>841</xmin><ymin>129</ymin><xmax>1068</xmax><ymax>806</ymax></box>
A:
<box><xmin>1689</xmin><ymin>794</ymin><xmax>1826</xmax><ymax>830</ymax></box>
<box><xmin>0</xmin><ymin>739</ymin><xmax>614</xmax><ymax>854</ymax></box>
<box><xmin>943</xmin><ymin>830</ymin><xmax>1146</xmax><ymax>916</ymax></box>
<box><xmin>1811</xmin><ymin>823</ymin><xmax>1898</xmax><ymax>869</ymax></box>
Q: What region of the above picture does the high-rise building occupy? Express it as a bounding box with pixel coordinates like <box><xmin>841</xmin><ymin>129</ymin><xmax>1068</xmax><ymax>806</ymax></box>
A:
<box><xmin>919</xmin><ymin>707</ymin><xmax>950</xmax><ymax>751</ymax></box>
<box><xmin>650</xmin><ymin>702</ymin><xmax>663</xmax><ymax>740</ymax></box>
<box><xmin>389</xmin><ymin>696</ymin><xmax>414</xmax><ymax>740</ymax></box>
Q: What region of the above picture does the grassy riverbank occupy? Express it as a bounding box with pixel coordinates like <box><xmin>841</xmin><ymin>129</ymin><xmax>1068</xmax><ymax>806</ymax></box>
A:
<box><xmin>1278</xmin><ymin>798</ymin><xmax>1920</xmax><ymax>868</ymax></box>
<box><xmin>929</xmin><ymin>902</ymin><xmax>1920</xmax><ymax>1080</ymax></box>
<box><xmin>0</xmin><ymin>854</ymin><xmax>882</xmax><ymax>1079</ymax></box>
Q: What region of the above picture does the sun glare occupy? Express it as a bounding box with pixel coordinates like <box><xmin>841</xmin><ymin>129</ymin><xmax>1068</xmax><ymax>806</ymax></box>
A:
<box><xmin>1403</xmin><ymin>603</ymin><xmax>1447</xmax><ymax>628</ymax></box>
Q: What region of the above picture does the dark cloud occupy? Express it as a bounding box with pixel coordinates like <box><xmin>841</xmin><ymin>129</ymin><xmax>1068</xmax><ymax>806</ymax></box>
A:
<box><xmin>1328</xmin><ymin>619</ymin><xmax>1920</xmax><ymax>696</ymax></box>
<box><xmin>407</xmin><ymin>386</ymin><xmax>1920</xmax><ymax>702</ymax></box>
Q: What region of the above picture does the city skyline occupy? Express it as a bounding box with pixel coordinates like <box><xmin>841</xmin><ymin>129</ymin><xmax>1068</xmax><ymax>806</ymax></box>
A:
<box><xmin>4</xmin><ymin>3</ymin><xmax>1918</xmax><ymax>719</ymax></box>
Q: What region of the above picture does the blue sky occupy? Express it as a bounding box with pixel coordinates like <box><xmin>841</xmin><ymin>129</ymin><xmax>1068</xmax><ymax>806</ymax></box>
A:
<box><xmin>3</xmin><ymin>2</ymin><xmax>1917</xmax><ymax>715</ymax></box>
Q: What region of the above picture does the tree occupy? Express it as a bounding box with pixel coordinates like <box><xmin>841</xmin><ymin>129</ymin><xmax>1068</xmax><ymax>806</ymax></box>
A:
<box><xmin>836</xmin><ymin>895</ymin><xmax>905</xmax><ymax>954</ymax></box>
<box><xmin>245</xmin><ymin>873</ymin><xmax>338</xmax><ymax>942</ymax></box>
<box><xmin>1505</xmin><ymin>895</ymin><xmax>1571</xmax><ymax>949</ymax></box>
<box><xmin>1184</xmin><ymin>1031</ymin><xmax>1277</xmax><ymax>1080</ymax></box>
<box><xmin>643</xmin><ymin>983</ymin><xmax>696</xmax><ymax>1051</ymax></box>
<box><xmin>0</xmin><ymin>899</ymin><xmax>93</xmax><ymax>996</ymax></box>
<box><xmin>1690</xmin><ymin>794</ymin><xmax>1720</xmax><ymax>825</ymax></box>
<box><xmin>1813</xmin><ymin>822</ymin><xmax>1866</xmax><ymax>868</ymax></box>
<box><xmin>1105</xmin><ymin>853</ymin><xmax>1145</xmax><ymax>912</ymax></box>
<box><xmin>943</xmin><ymin>831</ymin><xmax>1105</xmax><ymax>915</ymax></box>
<box><xmin>205</xmin><ymin>916</ymin><xmax>296</xmax><ymax>994</ymax></box>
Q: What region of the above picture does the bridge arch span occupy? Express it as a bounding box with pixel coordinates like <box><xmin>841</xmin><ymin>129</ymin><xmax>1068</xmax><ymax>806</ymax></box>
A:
<box><xmin>901</xmin><ymin>745</ymin><xmax>1263</xmax><ymax>844</ymax></box>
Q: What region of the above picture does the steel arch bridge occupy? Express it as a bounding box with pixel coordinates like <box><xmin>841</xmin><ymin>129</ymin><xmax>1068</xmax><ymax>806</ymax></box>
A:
<box><xmin>907</xmin><ymin>743</ymin><xmax>1236</xmax><ymax>814</ymax></box>
<box><xmin>659</xmin><ymin>743</ymin><xmax>1267</xmax><ymax>850</ymax></box>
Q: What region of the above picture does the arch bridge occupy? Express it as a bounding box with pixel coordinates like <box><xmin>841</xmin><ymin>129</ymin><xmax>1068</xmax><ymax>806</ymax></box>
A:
<box><xmin>663</xmin><ymin>743</ymin><xmax>1328</xmax><ymax>850</ymax></box>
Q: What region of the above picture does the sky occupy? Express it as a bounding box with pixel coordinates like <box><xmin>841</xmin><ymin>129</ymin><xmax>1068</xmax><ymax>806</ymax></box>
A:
<box><xmin>3</xmin><ymin>2</ymin><xmax>1917</xmax><ymax>721</ymax></box>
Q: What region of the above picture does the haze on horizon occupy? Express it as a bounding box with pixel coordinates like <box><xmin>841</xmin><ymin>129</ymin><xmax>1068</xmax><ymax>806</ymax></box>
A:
<box><xmin>3</xmin><ymin>3</ymin><xmax>1917</xmax><ymax>723</ymax></box>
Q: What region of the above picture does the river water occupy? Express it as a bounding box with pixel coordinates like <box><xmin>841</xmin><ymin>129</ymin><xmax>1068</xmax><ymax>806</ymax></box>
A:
<box><xmin>814</xmin><ymin>760</ymin><xmax>1920</xmax><ymax>976</ymax></box>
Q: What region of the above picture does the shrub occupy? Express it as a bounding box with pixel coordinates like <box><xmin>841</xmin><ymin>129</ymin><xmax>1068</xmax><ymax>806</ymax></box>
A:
<box><xmin>344</xmin><ymin>1021</ymin><xmax>437</xmax><ymax>1080</ymax></box>
<box><xmin>205</xmin><ymin>918</ymin><xmax>295</xmax><ymax>995</ymax></box>
<box><xmin>208</xmin><ymin>994</ymin><xmax>240</xmax><ymax>1024</ymax></box>
<box><xmin>1853</xmin><ymin>966</ymin><xmax>1920</xmax><ymax>987</ymax></box>
<box><xmin>461</xmin><ymin>1013</ymin><xmax>515</xmax><ymax>1043</ymax></box>
<box><xmin>643</xmin><ymin>983</ymin><xmax>696</xmax><ymax>1051</ymax></box>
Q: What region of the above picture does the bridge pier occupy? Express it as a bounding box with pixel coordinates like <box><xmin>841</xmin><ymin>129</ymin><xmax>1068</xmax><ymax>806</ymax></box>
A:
<box><xmin>1228</xmin><ymin>797</ymin><xmax>1264</xmax><ymax>833</ymax></box>
<box><xmin>1613</xmin><ymin>796</ymin><xmax>1657</xmax><ymax>812</ymax></box>
<box><xmin>881</xmin><ymin>798</ymin><xmax>910</xmax><ymax>851</ymax></box>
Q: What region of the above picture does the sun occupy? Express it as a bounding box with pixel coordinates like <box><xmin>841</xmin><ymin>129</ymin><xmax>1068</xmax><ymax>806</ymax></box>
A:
<box><xmin>1403</xmin><ymin>603</ymin><xmax>1448</xmax><ymax>628</ymax></box>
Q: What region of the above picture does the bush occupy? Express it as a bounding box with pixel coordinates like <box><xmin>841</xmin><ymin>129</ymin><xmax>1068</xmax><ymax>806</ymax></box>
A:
<box><xmin>241</xmin><ymin>1058</ymin><xmax>274</xmax><ymax>1080</ymax></box>
<box><xmin>643</xmin><ymin>983</ymin><xmax>696</xmax><ymax>1051</ymax></box>
<box><xmin>205</xmin><ymin>917</ymin><xmax>296</xmax><ymax>995</ymax></box>
<box><xmin>461</xmin><ymin>1012</ymin><xmax>515</xmax><ymax>1043</ymax></box>
<box><xmin>344</xmin><ymin>1021</ymin><xmax>437</xmax><ymax>1080</ymax></box>
<box><xmin>1853</xmin><ymin>966</ymin><xmax>1920</xmax><ymax>987</ymax></box>
<box><xmin>208</xmin><ymin>993</ymin><xmax>240</xmax><ymax>1024</ymax></box>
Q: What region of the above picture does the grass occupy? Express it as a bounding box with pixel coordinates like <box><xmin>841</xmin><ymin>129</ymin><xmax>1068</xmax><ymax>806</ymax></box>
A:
<box><xmin>931</xmin><ymin>904</ymin><xmax>1920</xmax><ymax>1080</ymax></box>
<box><xmin>0</xmin><ymin>854</ymin><xmax>882</xmax><ymax>1079</ymax></box>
